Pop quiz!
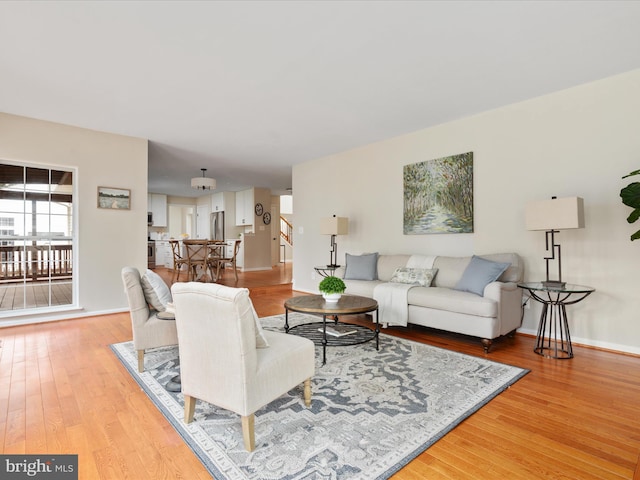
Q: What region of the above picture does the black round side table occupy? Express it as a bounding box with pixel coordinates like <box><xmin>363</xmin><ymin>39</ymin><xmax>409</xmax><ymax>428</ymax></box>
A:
<box><xmin>518</xmin><ymin>282</ymin><xmax>595</xmax><ymax>359</ymax></box>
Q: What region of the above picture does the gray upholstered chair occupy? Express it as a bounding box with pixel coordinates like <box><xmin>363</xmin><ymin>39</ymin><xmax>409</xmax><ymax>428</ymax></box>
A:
<box><xmin>121</xmin><ymin>267</ymin><xmax>179</xmax><ymax>372</ymax></box>
<box><xmin>171</xmin><ymin>282</ymin><xmax>315</xmax><ymax>451</ymax></box>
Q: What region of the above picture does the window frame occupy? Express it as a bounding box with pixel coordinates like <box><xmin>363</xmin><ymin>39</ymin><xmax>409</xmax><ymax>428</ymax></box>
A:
<box><xmin>0</xmin><ymin>160</ymin><xmax>78</xmax><ymax>316</ymax></box>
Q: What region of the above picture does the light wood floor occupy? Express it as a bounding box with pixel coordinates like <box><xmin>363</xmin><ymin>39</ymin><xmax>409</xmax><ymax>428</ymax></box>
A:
<box><xmin>1</xmin><ymin>265</ymin><xmax>639</xmax><ymax>479</ymax></box>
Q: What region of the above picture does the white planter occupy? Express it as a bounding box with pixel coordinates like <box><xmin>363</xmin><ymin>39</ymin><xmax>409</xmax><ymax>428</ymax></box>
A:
<box><xmin>322</xmin><ymin>292</ymin><xmax>342</xmax><ymax>303</ymax></box>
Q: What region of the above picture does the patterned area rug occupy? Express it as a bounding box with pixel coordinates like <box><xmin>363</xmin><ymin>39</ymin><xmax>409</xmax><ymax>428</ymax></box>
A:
<box><xmin>111</xmin><ymin>313</ymin><xmax>528</xmax><ymax>479</ymax></box>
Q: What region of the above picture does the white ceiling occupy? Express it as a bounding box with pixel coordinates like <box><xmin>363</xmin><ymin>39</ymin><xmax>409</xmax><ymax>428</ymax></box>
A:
<box><xmin>1</xmin><ymin>1</ymin><xmax>639</xmax><ymax>197</ymax></box>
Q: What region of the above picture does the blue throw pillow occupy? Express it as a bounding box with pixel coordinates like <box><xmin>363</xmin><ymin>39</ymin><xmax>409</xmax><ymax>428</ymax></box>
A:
<box><xmin>344</xmin><ymin>252</ymin><xmax>379</xmax><ymax>280</ymax></box>
<box><xmin>454</xmin><ymin>255</ymin><xmax>510</xmax><ymax>296</ymax></box>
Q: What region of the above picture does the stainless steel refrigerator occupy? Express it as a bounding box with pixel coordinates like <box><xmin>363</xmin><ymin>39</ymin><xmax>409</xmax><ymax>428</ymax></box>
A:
<box><xmin>211</xmin><ymin>211</ymin><xmax>225</xmax><ymax>240</ymax></box>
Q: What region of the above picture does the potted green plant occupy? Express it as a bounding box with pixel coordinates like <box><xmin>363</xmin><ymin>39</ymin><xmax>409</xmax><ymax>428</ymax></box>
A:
<box><xmin>621</xmin><ymin>169</ymin><xmax>640</xmax><ymax>241</ymax></box>
<box><xmin>318</xmin><ymin>275</ymin><xmax>346</xmax><ymax>303</ymax></box>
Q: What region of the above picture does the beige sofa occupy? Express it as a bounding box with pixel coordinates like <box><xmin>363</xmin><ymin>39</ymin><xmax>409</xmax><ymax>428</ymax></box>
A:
<box><xmin>335</xmin><ymin>253</ymin><xmax>524</xmax><ymax>353</ymax></box>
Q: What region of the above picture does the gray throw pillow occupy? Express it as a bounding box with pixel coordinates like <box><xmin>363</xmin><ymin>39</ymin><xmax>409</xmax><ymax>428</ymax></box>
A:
<box><xmin>454</xmin><ymin>255</ymin><xmax>510</xmax><ymax>296</ymax></box>
<box><xmin>344</xmin><ymin>252</ymin><xmax>378</xmax><ymax>280</ymax></box>
<box><xmin>141</xmin><ymin>269</ymin><xmax>172</xmax><ymax>311</ymax></box>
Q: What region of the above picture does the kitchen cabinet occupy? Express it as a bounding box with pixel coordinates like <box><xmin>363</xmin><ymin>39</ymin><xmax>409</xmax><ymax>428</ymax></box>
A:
<box><xmin>148</xmin><ymin>193</ymin><xmax>167</xmax><ymax>227</ymax></box>
<box><xmin>211</xmin><ymin>191</ymin><xmax>235</xmax><ymax>212</ymax></box>
<box><xmin>235</xmin><ymin>189</ymin><xmax>254</xmax><ymax>226</ymax></box>
<box><xmin>155</xmin><ymin>241</ymin><xmax>172</xmax><ymax>268</ymax></box>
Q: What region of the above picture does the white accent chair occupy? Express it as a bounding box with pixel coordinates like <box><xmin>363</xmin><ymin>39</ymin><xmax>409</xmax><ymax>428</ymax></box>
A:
<box><xmin>171</xmin><ymin>282</ymin><xmax>315</xmax><ymax>451</ymax></box>
<box><xmin>121</xmin><ymin>267</ymin><xmax>179</xmax><ymax>372</ymax></box>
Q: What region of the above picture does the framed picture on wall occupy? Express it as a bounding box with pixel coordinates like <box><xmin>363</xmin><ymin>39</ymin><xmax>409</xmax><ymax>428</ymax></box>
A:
<box><xmin>403</xmin><ymin>152</ymin><xmax>474</xmax><ymax>234</ymax></box>
<box><xmin>97</xmin><ymin>186</ymin><xmax>131</xmax><ymax>210</ymax></box>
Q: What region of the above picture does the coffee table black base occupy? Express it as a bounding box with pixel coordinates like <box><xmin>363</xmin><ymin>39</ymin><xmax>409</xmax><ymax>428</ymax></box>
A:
<box><xmin>284</xmin><ymin>294</ymin><xmax>379</xmax><ymax>365</ymax></box>
<box><xmin>288</xmin><ymin>320</ymin><xmax>379</xmax><ymax>365</ymax></box>
<box><xmin>287</xmin><ymin>322</ymin><xmax>377</xmax><ymax>347</ymax></box>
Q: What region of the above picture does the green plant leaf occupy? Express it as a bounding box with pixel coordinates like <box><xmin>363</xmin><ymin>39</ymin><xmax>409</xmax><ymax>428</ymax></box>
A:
<box><xmin>622</xmin><ymin>169</ymin><xmax>640</xmax><ymax>179</ymax></box>
<box><xmin>318</xmin><ymin>275</ymin><xmax>346</xmax><ymax>294</ymax></box>
<box><xmin>620</xmin><ymin>182</ymin><xmax>640</xmax><ymax>209</ymax></box>
<box><xmin>627</xmin><ymin>208</ymin><xmax>640</xmax><ymax>224</ymax></box>
<box><xmin>631</xmin><ymin>229</ymin><xmax>640</xmax><ymax>241</ymax></box>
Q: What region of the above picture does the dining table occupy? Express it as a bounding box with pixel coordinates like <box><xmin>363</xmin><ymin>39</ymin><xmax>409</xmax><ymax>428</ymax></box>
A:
<box><xmin>182</xmin><ymin>239</ymin><xmax>227</xmax><ymax>282</ymax></box>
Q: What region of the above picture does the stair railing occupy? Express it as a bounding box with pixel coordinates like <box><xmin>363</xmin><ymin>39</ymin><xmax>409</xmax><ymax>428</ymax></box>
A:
<box><xmin>280</xmin><ymin>216</ymin><xmax>293</xmax><ymax>246</ymax></box>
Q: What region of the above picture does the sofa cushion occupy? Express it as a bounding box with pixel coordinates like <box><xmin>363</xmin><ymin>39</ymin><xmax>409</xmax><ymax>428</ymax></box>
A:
<box><xmin>408</xmin><ymin>286</ymin><xmax>498</xmax><ymax>317</ymax></box>
<box><xmin>140</xmin><ymin>269</ymin><xmax>172</xmax><ymax>311</ymax></box>
<box><xmin>343</xmin><ymin>279</ymin><xmax>385</xmax><ymax>298</ymax></box>
<box><xmin>377</xmin><ymin>254</ymin><xmax>412</xmax><ymax>281</ymax></box>
<box><xmin>479</xmin><ymin>253</ymin><xmax>523</xmax><ymax>283</ymax></box>
<box><xmin>390</xmin><ymin>267</ymin><xmax>438</xmax><ymax>287</ymax></box>
<box><xmin>431</xmin><ymin>256</ymin><xmax>471</xmax><ymax>288</ymax></box>
<box><xmin>344</xmin><ymin>252</ymin><xmax>379</xmax><ymax>280</ymax></box>
<box><xmin>432</xmin><ymin>253</ymin><xmax>523</xmax><ymax>288</ymax></box>
<box><xmin>453</xmin><ymin>255</ymin><xmax>510</xmax><ymax>296</ymax></box>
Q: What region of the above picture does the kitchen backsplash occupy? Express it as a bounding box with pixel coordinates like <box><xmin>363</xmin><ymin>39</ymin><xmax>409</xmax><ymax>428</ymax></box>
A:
<box><xmin>148</xmin><ymin>231</ymin><xmax>169</xmax><ymax>240</ymax></box>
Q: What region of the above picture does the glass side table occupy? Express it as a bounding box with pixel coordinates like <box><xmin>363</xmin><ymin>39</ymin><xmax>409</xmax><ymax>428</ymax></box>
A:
<box><xmin>314</xmin><ymin>266</ymin><xmax>338</xmax><ymax>278</ymax></box>
<box><xmin>518</xmin><ymin>282</ymin><xmax>595</xmax><ymax>359</ymax></box>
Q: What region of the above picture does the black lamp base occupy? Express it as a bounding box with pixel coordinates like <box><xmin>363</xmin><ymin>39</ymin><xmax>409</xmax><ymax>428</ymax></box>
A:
<box><xmin>327</xmin><ymin>234</ymin><xmax>341</xmax><ymax>271</ymax></box>
<box><xmin>542</xmin><ymin>280</ymin><xmax>566</xmax><ymax>288</ymax></box>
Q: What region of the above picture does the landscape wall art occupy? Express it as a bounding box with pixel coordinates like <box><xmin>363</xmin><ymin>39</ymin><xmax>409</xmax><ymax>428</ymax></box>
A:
<box><xmin>403</xmin><ymin>152</ymin><xmax>473</xmax><ymax>234</ymax></box>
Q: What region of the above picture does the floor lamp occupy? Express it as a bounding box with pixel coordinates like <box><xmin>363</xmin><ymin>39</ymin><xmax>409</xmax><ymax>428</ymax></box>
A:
<box><xmin>525</xmin><ymin>196</ymin><xmax>584</xmax><ymax>288</ymax></box>
<box><xmin>320</xmin><ymin>215</ymin><xmax>349</xmax><ymax>268</ymax></box>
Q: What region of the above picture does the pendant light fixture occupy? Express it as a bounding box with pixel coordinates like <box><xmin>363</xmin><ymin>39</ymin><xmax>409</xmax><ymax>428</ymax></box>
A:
<box><xmin>191</xmin><ymin>168</ymin><xmax>216</xmax><ymax>190</ymax></box>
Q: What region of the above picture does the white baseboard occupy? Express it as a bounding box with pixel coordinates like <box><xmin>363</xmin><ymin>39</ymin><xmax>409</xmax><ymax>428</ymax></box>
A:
<box><xmin>0</xmin><ymin>307</ymin><xmax>126</xmax><ymax>328</ymax></box>
<box><xmin>517</xmin><ymin>327</ymin><xmax>640</xmax><ymax>356</ymax></box>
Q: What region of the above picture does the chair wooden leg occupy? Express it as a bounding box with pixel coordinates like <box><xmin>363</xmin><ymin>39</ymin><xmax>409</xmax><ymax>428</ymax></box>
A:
<box><xmin>171</xmin><ymin>265</ymin><xmax>180</xmax><ymax>283</ymax></box>
<box><xmin>241</xmin><ymin>414</ymin><xmax>255</xmax><ymax>451</ymax></box>
<box><xmin>184</xmin><ymin>395</ymin><xmax>196</xmax><ymax>423</ymax></box>
<box><xmin>304</xmin><ymin>378</ymin><xmax>311</xmax><ymax>407</ymax></box>
<box><xmin>137</xmin><ymin>350</ymin><xmax>145</xmax><ymax>373</ymax></box>
<box><xmin>233</xmin><ymin>261</ymin><xmax>238</xmax><ymax>282</ymax></box>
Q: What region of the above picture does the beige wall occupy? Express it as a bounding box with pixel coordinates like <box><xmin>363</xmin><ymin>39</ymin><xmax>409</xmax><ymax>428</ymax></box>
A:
<box><xmin>0</xmin><ymin>112</ymin><xmax>148</xmax><ymax>325</ymax></box>
<box><xmin>242</xmin><ymin>187</ymin><xmax>275</xmax><ymax>271</ymax></box>
<box><xmin>292</xmin><ymin>69</ymin><xmax>640</xmax><ymax>354</ymax></box>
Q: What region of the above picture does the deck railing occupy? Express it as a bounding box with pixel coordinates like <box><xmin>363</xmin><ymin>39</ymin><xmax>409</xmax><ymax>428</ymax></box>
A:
<box><xmin>0</xmin><ymin>245</ymin><xmax>73</xmax><ymax>282</ymax></box>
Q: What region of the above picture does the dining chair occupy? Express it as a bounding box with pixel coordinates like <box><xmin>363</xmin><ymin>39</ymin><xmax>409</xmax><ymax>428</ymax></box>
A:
<box><xmin>213</xmin><ymin>239</ymin><xmax>241</xmax><ymax>282</ymax></box>
<box><xmin>183</xmin><ymin>239</ymin><xmax>212</xmax><ymax>281</ymax></box>
<box><xmin>171</xmin><ymin>282</ymin><xmax>314</xmax><ymax>451</ymax></box>
<box><xmin>205</xmin><ymin>241</ymin><xmax>226</xmax><ymax>282</ymax></box>
<box><xmin>169</xmin><ymin>240</ymin><xmax>188</xmax><ymax>283</ymax></box>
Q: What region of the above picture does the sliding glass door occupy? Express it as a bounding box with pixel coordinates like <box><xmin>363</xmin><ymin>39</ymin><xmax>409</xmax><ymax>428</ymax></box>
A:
<box><xmin>0</xmin><ymin>162</ymin><xmax>74</xmax><ymax>313</ymax></box>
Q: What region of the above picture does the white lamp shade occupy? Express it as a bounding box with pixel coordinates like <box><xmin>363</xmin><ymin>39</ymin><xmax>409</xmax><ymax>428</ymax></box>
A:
<box><xmin>525</xmin><ymin>196</ymin><xmax>585</xmax><ymax>231</ymax></box>
<box><xmin>191</xmin><ymin>176</ymin><xmax>216</xmax><ymax>190</ymax></box>
<box><xmin>320</xmin><ymin>216</ymin><xmax>349</xmax><ymax>235</ymax></box>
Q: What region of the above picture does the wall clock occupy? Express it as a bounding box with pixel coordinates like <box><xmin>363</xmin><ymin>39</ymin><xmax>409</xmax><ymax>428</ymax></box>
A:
<box><xmin>263</xmin><ymin>212</ymin><xmax>271</xmax><ymax>225</ymax></box>
<box><xmin>255</xmin><ymin>203</ymin><xmax>264</xmax><ymax>216</ymax></box>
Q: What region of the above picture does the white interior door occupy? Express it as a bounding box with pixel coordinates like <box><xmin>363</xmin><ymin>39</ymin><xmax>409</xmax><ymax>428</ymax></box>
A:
<box><xmin>270</xmin><ymin>202</ymin><xmax>280</xmax><ymax>266</ymax></box>
<box><xmin>196</xmin><ymin>204</ymin><xmax>210</xmax><ymax>239</ymax></box>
